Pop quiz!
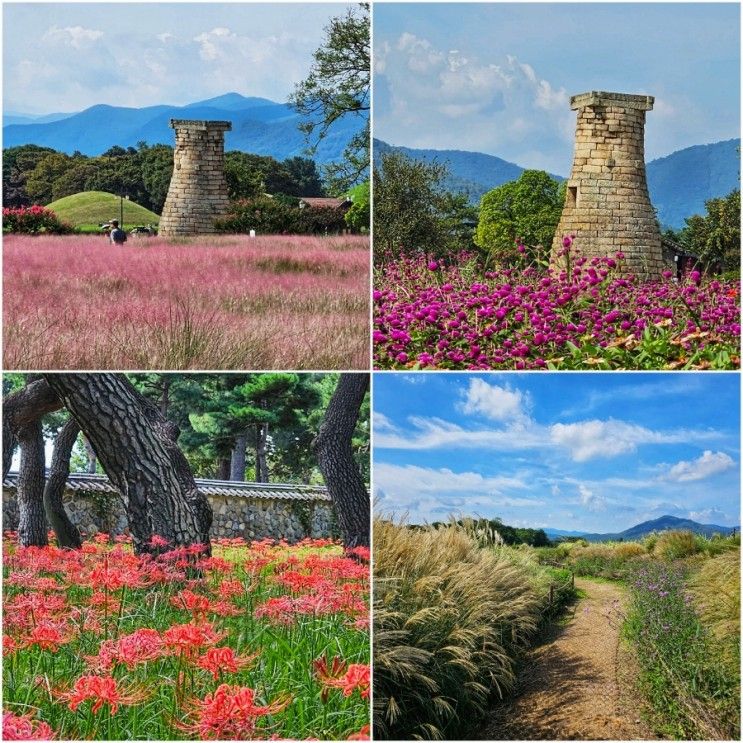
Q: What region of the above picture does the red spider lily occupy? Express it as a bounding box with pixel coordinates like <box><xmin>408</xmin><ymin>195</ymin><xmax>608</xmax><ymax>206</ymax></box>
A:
<box><xmin>2</xmin><ymin>711</ymin><xmax>56</xmax><ymax>740</ymax></box>
<box><xmin>346</xmin><ymin>724</ymin><xmax>371</xmax><ymax>740</ymax></box>
<box><xmin>22</xmin><ymin>620</ymin><xmax>74</xmax><ymax>653</ymax></box>
<box><xmin>3</xmin><ymin>636</ymin><xmax>19</xmax><ymax>656</ymax></box>
<box><xmin>162</xmin><ymin>621</ymin><xmax>226</xmax><ymax>659</ymax></box>
<box><xmin>177</xmin><ymin>684</ymin><xmax>290</xmax><ymax>739</ymax></box>
<box><xmin>196</xmin><ymin>556</ymin><xmax>234</xmax><ymax>573</ymax></box>
<box><xmin>217</xmin><ymin>579</ymin><xmax>245</xmax><ymax>599</ymax></box>
<box><xmin>56</xmin><ymin>674</ymin><xmax>148</xmax><ymax>715</ymax></box>
<box><xmin>87</xmin><ymin>628</ymin><xmax>163</xmax><ymax>672</ymax></box>
<box><xmin>170</xmin><ymin>589</ymin><xmax>210</xmax><ymax>617</ymax></box>
<box><xmin>255</xmin><ymin>590</ymin><xmax>367</xmax><ymax>625</ymax></box>
<box><xmin>209</xmin><ymin>599</ymin><xmax>243</xmax><ymax>617</ymax></box>
<box><xmin>314</xmin><ymin>658</ymin><xmax>369</xmax><ymax>700</ymax></box>
<box><xmin>195</xmin><ymin>646</ymin><xmax>259</xmax><ymax>680</ymax></box>
<box><xmin>345</xmin><ymin>546</ymin><xmax>370</xmax><ymax>563</ymax></box>
<box><xmin>86</xmin><ymin>590</ymin><xmax>123</xmax><ymax>614</ymax></box>
<box><xmin>148</xmin><ymin>534</ymin><xmax>170</xmax><ymax>548</ymax></box>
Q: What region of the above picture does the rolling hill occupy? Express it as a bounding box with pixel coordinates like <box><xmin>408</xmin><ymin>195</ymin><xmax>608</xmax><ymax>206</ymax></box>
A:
<box><xmin>375</xmin><ymin>138</ymin><xmax>740</xmax><ymax>228</ymax></box>
<box><xmin>544</xmin><ymin>515</ymin><xmax>737</xmax><ymax>543</ymax></box>
<box><xmin>3</xmin><ymin>93</ymin><xmax>366</xmax><ymax>166</ymax></box>
<box><xmin>47</xmin><ymin>191</ymin><xmax>160</xmax><ymax>228</ymax></box>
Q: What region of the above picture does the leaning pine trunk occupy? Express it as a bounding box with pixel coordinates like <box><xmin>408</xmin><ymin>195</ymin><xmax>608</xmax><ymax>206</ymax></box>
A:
<box><xmin>43</xmin><ymin>418</ymin><xmax>83</xmax><ymax>549</ymax></box>
<box><xmin>314</xmin><ymin>373</ymin><xmax>370</xmax><ymax>548</ymax></box>
<box><xmin>44</xmin><ymin>374</ymin><xmax>213</xmax><ymax>555</ymax></box>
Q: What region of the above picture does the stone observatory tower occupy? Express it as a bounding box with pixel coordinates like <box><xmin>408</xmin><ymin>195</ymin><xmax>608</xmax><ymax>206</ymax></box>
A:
<box><xmin>550</xmin><ymin>91</ymin><xmax>663</xmax><ymax>278</ymax></box>
<box><xmin>159</xmin><ymin>119</ymin><xmax>232</xmax><ymax>237</ymax></box>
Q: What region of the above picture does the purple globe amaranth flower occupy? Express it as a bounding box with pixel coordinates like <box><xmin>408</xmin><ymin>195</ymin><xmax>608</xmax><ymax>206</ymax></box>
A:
<box><xmin>427</xmin><ymin>260</ymin><xmax>439</xmax><ymax>271</ymax></box>
<box><xmin>562</xmin><ymin>235</ymin><xmax>573</xmax><ymax>248</ymax></box>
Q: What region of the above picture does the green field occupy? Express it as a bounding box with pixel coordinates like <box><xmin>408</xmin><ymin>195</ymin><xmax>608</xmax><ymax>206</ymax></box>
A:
<box><xmin>46</xmin><ymin>191</ymin><xmax>160</xmax><ymax>230</ymax></box>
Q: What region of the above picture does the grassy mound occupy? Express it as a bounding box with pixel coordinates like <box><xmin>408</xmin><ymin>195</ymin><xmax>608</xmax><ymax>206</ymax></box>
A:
<box><xmin>46</xmin><ymin>191</ymin><xmax>160</xmax><ymax>229</ymax></box>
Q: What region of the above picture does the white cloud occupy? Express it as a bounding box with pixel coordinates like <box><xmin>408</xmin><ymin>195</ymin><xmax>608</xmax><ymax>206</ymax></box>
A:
<box><xmin>374</xmin><ymin>32</ymin><xmax>573</xmax><ymax>172</ymax></box>
<box><xmin>666</xmin><ymin>451</ymin><xmax>735</xmax><ymax>482</ymax></box>
<box><xmin>688</xmin><ymin>508</ymin><xmax>734</xmax><ymax>525</ymax></box>
<box><xmin>372</xmin><ymin>412</ymin><xmax>396</xmax><ymax>432</ymax></box>
<box><xmin>548</xmin><ymin>419</ymin><xmax>709</xmax><ymax>462</ymax></box>
<box><xmin>43</xmin><ymin>25</ymin><xmax>104</xmax><ymax>49</ymax></box>
<box><xmin>458</xmin><ymin>378</ymin><xmax>530</xmax><ymax>425</ymax></box>
<box><xmin>578</xmin><ymin>484</ymin><xmax>606</xmax><ymax>512</ymax></box>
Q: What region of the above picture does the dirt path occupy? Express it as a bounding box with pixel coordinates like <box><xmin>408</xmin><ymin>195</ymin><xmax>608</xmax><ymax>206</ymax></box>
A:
<box><xmin>478</xmin><ymin>578</ymin><xmax>658</xmax><ymax>740</ymax></box>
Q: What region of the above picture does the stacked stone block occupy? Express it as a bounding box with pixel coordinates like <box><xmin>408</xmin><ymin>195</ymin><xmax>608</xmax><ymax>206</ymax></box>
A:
<box><xmin>159</xmin><ymin>119</ymin><xmax>232</xmax><ymax>237</ymax></box>
<box><xmin>2</xmin><ymin>488</ymin><xmax>337</xmax><ymax>544</ymax></box>
<box><xmin>550</xmin><ymin>92</ymin><xmax>664</xmax><ymax>278</ymax></box>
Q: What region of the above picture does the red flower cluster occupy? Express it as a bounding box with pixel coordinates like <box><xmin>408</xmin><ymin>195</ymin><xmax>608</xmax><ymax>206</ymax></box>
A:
<box><xmin>178</xmin><ymin>684</ymin><xmax>290</xmax><ymax>739</ymax></box>
<box><xmin>2</xmin><ymin>712</ymin><xmax>56</xmax><ymax>740</ymax></box>
<box><xmin>57</xmin><ymin>674</ymin><xmax>148</xmax><ymax>715</ymax></box>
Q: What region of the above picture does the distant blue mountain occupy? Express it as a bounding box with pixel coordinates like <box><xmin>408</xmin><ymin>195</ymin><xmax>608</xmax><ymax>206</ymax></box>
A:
<box><xmin>3</xmin><ymin>111</ymin><xmax>76</xmax><ymax>127</ymax></box>
<box><xmin>375</xmin><ymin>138</ymin><xmax>740</xmax><ymax>228</ymax></box>
<box><xmin>646</xmin><ymin>139</ymin><xmax>740</xmax><ymax>229</ymax></box>
<box><xmin>3</xmin><ymin>93</ymin><xmax>366</xmax><ymax>166</ymax></box>
<box><xmin>544</xmin><ymin>515</ymin><xmax>737</xmax><ymax>543</ymax></box>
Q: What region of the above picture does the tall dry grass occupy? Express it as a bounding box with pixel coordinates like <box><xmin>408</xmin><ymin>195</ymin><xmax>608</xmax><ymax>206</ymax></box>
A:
<box><xmin>690</xmin><ymin>548</ymin><xmax>740</xmax><ymax>678</ymax></box>
<box><xmin>373</xmin><ymin>519</ymin><xmax>551</xmax><ymax>740</ymax></box>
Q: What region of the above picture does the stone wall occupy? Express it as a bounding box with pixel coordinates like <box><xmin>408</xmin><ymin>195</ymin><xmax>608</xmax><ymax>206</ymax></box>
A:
<box><xmin>550</xmin><ymin>91</ymin><xmax>664</xmax><ymax>278</ymax></box>
<box><xmin>159</xmin><ymin>119</ymin><xmax>232</xmax><ymax>237</ymax></box>
<box><xmin>2</xmin><ymin>488</ymin><xmax>338</xmax><ymax>544</ymax></box>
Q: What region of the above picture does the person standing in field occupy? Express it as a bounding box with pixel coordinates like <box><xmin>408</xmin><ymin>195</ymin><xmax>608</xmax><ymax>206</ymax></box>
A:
<box><xmin>109</xmin><ymin>220</ymin><xmax>127</xmax><ymax>245</ymax></box>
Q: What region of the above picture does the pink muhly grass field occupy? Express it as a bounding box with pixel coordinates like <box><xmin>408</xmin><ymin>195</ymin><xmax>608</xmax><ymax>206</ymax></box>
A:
<box><xmin>3</xmin><ymin>234</ymin><xmax>370</xmax><ymax>370</ymax></box>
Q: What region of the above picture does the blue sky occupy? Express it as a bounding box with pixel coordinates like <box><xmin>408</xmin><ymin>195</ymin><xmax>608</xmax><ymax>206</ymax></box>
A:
<box><xmin>4</xmin><ymin>3</ymin><xmax>351</xmax><ymax>114</ymax></box>
<box><xmin>373</xmin><ymin>373</ymin><xmax>740</xmax><ymax>532</ymax></box>
<box><xmin>374</xmin><ymin>3</ymin><xmax>741</xmax><ymax>173</ymax></box>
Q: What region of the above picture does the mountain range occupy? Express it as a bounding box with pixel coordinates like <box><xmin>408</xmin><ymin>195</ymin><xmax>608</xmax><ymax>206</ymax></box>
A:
<box><xmin>3</xmin><ymin>93</ymin><xmax>366</xmax><ymax>166</ymax></box>
<box><xmin>374</xmin><ymin>137</ymin><xmax>740</xmax><ymax>229</ymax></box>
<box><xmin>543</xmin><ymin>515</ymin><xmax>737</xmax><ymax>542</ymax></box>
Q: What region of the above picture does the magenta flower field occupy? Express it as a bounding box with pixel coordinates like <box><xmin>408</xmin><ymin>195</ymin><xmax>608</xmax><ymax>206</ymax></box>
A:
<box><xmin>3</xmin><ymin>234</ymin><xmax>369</xmax><ymax>370</ymax></box>
<box><xmin>374</xmin><ymin>251</ymin><xmax>740</xmax><ymax>370</ymax></box>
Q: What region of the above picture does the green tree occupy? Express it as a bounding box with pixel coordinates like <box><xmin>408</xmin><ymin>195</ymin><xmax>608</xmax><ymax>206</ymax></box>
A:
<box><xmin>680</xmin><ymin>189</ymin><xmax>740</xmax><ymax>273</ymax></box>
<box><xmin>345</xmin><ymin>180</ymin><xmax>369</xmax><ymax>232</ymax></box>
<box><xmin>3</xmin><ymin>145</ymin><xmax>57</xmax><ymax>206</ymax></box>
<box><xmin>475</xmin><ymin>170</ymin><xmax>564</xmax><ymax>265</ymax></box>
<box><xmin>25</xmin><ymin>152</ymin><xmax>75</xmax><ymax>204</ymax></box>
<box><xmin>373</xmin><ymin>151</ymin><xmax>454</xmax><ymax>261</ymax></box>
<box><xmin>290</xmin><ymin>3</ymin><xmax>369</xmax><ymax>192</ymax></box>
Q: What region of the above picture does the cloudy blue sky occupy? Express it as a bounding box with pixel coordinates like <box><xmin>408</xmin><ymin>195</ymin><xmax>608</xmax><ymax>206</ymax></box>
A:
<box><xmin>374</xmin><ymin>3</ymin><xmax>741</xmax><ymax>174</ymax></box>
<box><xmin>3</xmin><ymin>3</ymin><xmax>350</xmax><ymax>114</ymax></box>
<box><xmin>373</xmin><ymin>373</ymin><xmax>740</xmax><ymax>532</ymax></box>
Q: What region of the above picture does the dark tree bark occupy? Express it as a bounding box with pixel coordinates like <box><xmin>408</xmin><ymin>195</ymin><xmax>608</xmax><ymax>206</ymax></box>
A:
<box><xmin>314</xmin><ymin>373</ymin><xmax>370</xmax><ymax>548</ymax></box>
<box><xmin>216</xmin><ymin>457</ymin><xmax>231</xmax><ymax>480</ymax></box>
<box><xmin>230</xmin><ymin>433</ymin><xmax>247</xmax><ymax>481</ymax></box>
<box><xmin>43</xmin><ymin>419</ymin><xmax>83</xmax><ymax>549</ymax></box>
<box><xmin>44</xmin><ymin>374</ymin><xmax>213</xmax><ymax>555</ymax></box>
<box><xmin>3</xmin><ymin>379</ymin><xmax>62</xmax><ymax>480</ymax></box>
<box><xmin>255</xmin><ymin>424</ymin><xmax>269</xmax><ymax>483</ymax></box>
<box><xmin>16</xmin><ymin>420</ymin><xmax>48</xmax><ymax>547</ymax></box>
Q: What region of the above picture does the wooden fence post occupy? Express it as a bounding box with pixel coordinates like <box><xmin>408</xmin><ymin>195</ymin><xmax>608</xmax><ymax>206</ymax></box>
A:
<box><xmin>549</xmin><ymin>585</ymin><xmax>554</xmax><ymax>605</ymax></box>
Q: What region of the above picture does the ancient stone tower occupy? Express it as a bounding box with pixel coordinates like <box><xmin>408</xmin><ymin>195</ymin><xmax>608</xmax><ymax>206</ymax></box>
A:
<box><xmin>159</xmin><ymin>119</ymin><xmax>232</xmax><ymax>237</ymax></box>
<box><xmin>550</xmin><ymin>91</ymin><xmax>663</xmax><ymax>277</ymax></box>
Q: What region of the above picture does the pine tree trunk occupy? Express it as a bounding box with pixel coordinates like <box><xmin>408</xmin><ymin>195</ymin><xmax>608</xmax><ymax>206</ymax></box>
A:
<box><xmin>83</xmin><ymin>437</ymin><xmax>97</xmax><ymax>473</ymax></box>
<box><xmin>43</xmin><ymin>419</ymin><xmax>83</xmax><ymax>549</ymax></box>
<box><xmin>230</xmin><ymin>433</ymin><xmax>247</xmax><ymax>481</ymax></box>
<box><xmin>216</xmin><ymin>457</ymin><xmax>231</xmax><ymax>480</ymax></box>
<box><xmin>3</xmin><ymin>379</ymin><xmax>62</xmax><ymax>480</ymax></box>
<box><xmin>44</xmin><ymin>374</ymin><xmax>212</xmax><ymax>555</ymax></box>
<box><xmin>256</xmin><ymin>424</ymin><xmax>269</xmax><ymax>483</ymax></box>
<box><xmin>314</xmin><ymin>373</ymin><xmax>369</xmax><ymax>548</ymax></box>
<box><xmin>16</xmin><ymin>420</ymin><xmax>48</xmax><ymax>547</ymax></box>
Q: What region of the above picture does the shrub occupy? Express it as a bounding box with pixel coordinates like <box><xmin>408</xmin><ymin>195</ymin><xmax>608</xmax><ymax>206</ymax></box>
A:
<box><xmin>216</xmin><ymin>196</ymin><xmax>347</xmax><ymax>235</ymax></box>
<box><xmin>373</xmin><ymin>519</ymin><xmax>563</xmax><ymax>740</ymax></box>
<box><xmin>653</xmin><ymin>530</ymin><xmax>700</xmax><ymax>560</ymax></box>
<box><xmin>567</xmin><ymin>542</ymin><xmax>648</xmax><ymax>579</ymax></box>
<box><xmin>2</xmin><ymin>205</ymin><xmax>73</xmax><ymax>234</ymax></box>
